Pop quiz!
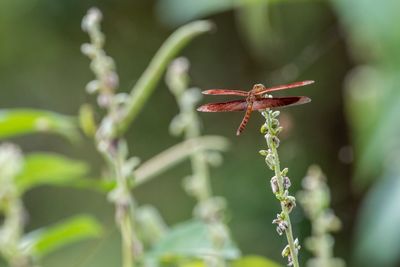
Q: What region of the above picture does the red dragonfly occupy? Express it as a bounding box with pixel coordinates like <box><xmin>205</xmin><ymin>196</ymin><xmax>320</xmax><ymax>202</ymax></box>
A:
<box><xmin>197</xmin><ymin>80</ymin><xmax>314</xmax><ymax>135</ymax></box>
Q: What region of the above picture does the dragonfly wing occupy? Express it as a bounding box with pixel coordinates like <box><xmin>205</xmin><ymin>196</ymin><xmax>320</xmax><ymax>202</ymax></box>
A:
<box><xmin>255</xmin><ymin>80</ymin><xmax>314</xmax><ymax>95</ymax></box>
<box><xmin>252</xmin><ymin>96</ymin><xmax>311</xmax><ymax>110</ymax></box>
<box><xmin>197</xmin><ymin>100</ymin><xmax>248</xmax><ymax>112</ymax></box>
<box><xmin>202</xmin><ymin>89</ymin><xmax>248</xmax><ymax>96</ymax></box>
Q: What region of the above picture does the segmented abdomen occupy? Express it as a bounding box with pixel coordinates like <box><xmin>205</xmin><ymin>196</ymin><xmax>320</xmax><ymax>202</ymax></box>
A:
<box><xmin>236</xmin><ymin>102</ymin><xmax>253</xmax><ymax>135</ymax></box>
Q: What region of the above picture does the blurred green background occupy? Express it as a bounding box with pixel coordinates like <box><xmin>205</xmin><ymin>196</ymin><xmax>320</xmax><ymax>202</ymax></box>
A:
<box><xmin>1</xmin><ymin>0</ymin><xmax>400</xmax><ymax>266</ymax></box>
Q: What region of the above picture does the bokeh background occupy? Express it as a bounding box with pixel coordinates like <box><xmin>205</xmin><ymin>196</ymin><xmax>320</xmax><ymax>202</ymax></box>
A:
<box><xmin>1</xmin><ymin>0</ymin><xmax>400</xmax><ymax>266</ymax></box>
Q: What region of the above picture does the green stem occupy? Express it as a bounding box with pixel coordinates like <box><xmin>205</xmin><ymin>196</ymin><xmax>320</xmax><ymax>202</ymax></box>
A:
<box><xmin>270</xmin><ymin>141</ymin><xmax>300</xmax><ymax>267</ymax></box>
<box><xmin>121</xmin><ymin>212</ymin><xmax>134</xmax><ymax>267</ymax></box>
<box><xmin>113</xmin><ymin>149</ymin><xmax>140</xmax><ymax>267</ymax></box>
<box><xmin>166</xmin><ymin>59</ymin><xmax>228</xmax><ymax>267</ymax></box>
<box><xmin>184</xmin><ymin>106</ymin><xmax>225</xmax><ymax>267</ymax></box>
<box><xmin>4</xmin><ymin>198</ymin><xmax>31</xmax><ymax>267</ymax></box>
<box><xmin>184</xmin><ymin>110</ymin><xmax>212</xmax><ymax>201</ymax></box>
<box><xmin>116</xmin><ymin>20</ymin><xmax>214</xmax><ymax>136</ymax></box>
<box><xmin>133</xmin><ymin>136</ymin><xmax>228</xmax><ymax>187</ymax></box>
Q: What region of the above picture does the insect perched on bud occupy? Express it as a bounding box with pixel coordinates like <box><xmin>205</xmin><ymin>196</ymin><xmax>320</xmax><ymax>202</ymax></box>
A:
<box><xmin>197</xmin><ymin>80</ymin><xmax>314</xmax><ymax>135</ymax></box>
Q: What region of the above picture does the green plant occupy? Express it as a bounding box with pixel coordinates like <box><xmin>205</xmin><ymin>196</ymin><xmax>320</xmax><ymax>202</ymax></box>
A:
<box><xmin>0</xmin><ymin>130</ymin><xmax>102</xmax><ymax>266</ymax></box>
<box><xmin>1</xmin><ymin>5</ymin><xmax>336</xmax><ymax>267</ymax></box>
<box><xmin>259</xmin><ymin>110</ymin><xmax>300</xmax><ymax>267</ymax></box>
<box><xmin>298</xmin><ymin>165</ymin><xmax>345</xmax><ymax>267</ymax></box>
<box><xmin>166</xmin><ymin>57</ymin><xmax>233</xmax><ymax>267</ymax></box>
<box><xmin>80</xmin><ymin>7</ymin><xmax>232</xmax><ymax>267</ymax></box>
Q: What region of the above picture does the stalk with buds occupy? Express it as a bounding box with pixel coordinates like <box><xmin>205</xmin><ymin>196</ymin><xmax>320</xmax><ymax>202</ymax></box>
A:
<box><xmin>259</xmin><ymin>109</ymin><xmax>300</xmax><ymax>267</ymax></box>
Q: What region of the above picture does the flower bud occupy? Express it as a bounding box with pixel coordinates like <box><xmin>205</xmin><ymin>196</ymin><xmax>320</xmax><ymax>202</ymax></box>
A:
<box><xmin>284</xmin><ymin>196</ymin><xmax>296</xmax><ymax>213</ymax></box>
<box><xmin>265</xmin><ymin>153</ymin><xmax>275</xmax><ymax>170</ymax></box>
<box><xmin>81</xmin><ymin>43</ymin><xmax>96</xmax><ymax>57</ymax></box>
<box><xmin>281</xmin><ymin>244</ymin><xmax>291</xmax><ymax>258</ymax></box>
<box><xmin>270</xmin><ymin>176</ymin><xmax>279</xmax><ymax>194</ymax></box>
<box><xmin>82</xmin><ymin>7</ymin><xmax>102</xmax><ymax>32</ymax></box>
<box><xmin>265</xmin><ymin>133</ymin><xmax>273</xmax><ymax>147</ymax></box>
<box><xmin>275</xmin><ymin>126</ymin><xmax>283</xmax><ymax>135</ymax></box>
<box><xmin>260</xmin><ymin>123</ymin><xmax>267</xmax><ymax>134</ymax></box>
<box><xmin>272</xmin><ymin>110</ymin><xmax>280</xmax><ymax>118</ymax></box>
<box><xmin>259</xmin><ymin>150</ymin><xmax>268</xmax><ymax>156</ymax></box>
<box><xmin>272</xmin><ymin>213</ymin><xmax>289</xmax><ymax>236</ymax></box>
<box><xmin>272</xmin><ymin>136</ymin><xmax>280</xmax><ymax>148</ymax></box>
<box><xmin>283</xmin><ymin>176</ymin><xmax>291</xmax><ymax>190</ymax></box>
<box><xmin>86</xmin><ymin>80</ymin><xmax>100</xmax><ymax>94</ymax></box>
<box><xmin>271</xmin><ymin>118</ymin><xmax>280</xmax><ymax>129</ymax></box>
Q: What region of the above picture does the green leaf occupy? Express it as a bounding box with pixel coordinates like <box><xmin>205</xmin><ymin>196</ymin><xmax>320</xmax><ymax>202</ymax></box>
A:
<box><xmin>147</xmin><ymin>220</ymin><xmax>240</xmax><ymax>262</ymax></box>
<box><xmin>179</xmin><ymin>261</ymin><xmax>205</xmax><ymax>267</ymax></box>
<box><xmin>0</xmin><ymin>109</ymin><xmax>78</xmax><ymax>140</ymax></box>
<box><xmin>354</xmin><ymin>171</ymin><xmax>400</xmax><ymax>266</ymax></box>
<box><xmin>177</xmin><ymin>256</ymin><xmax>282</xmax><ymax>267</ymax></box>
<box><xmin>23</xmin><ymin>215</ymin><xmax>103</xmax><ymax>258</ymax></box>
<box><xmin>16</xmin><ymin>153</ymin><xmax>89</xmax><ymax>193</ymax></box>
<box><xmin>233</xmin><ymin>256</ymin><xmax>282</xmax><ymax>267</ymax></box>
<box><xmin>64</xmin><ymin>178</ymin><xmax>116</xmax><ymax>193</ymax></box>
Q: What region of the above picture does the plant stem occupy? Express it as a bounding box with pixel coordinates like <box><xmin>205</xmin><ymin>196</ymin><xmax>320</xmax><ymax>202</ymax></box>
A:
<box><xmin>121</xmin><ymin>212</ymin><xmax>134</xmax><ymax>267</ymax></box>
<box><xmin>298</xmin><ymin>165</ymin><xmax>345</xmax><ymax>267</ymax></box>
<box><xmin>261</xmin><ymin>110</ymin><xmax>300</xmax><ymax>267</ymax></box>
<box><xmin>270</xmin><ymin>144</ymin><xmax>300</xmax><ymax>267</ymax></box>
<box><xmin>133</xmin><ymin>136</ymin><xmax>228</xmax><ymax>186</ymax></box>
<box><xmin>114</xmin><ymin>153</ymin><xmax>136</xmax><ymax>267</ymax></box>
<box><xmin>116</xmin><ymin>20</ymin><xmax>214</xmax><ymax>136</ymax></box>
<box><xmin>0</xmin><ymin>144</ymin><xmax>32</xmax><ymax>267</ymax></box>
<box><xmin>81</xmin><ymin>9</ymin><xmax>217</xmax><ymax>267</ymax></box>
<box><xmin>166</xmin><ymin>58</ymin><xmax>229</xmax><ymax>267</ymax></box>
<box><xmin>184</xmin><ymin>103</ymin><xmax>212</xmax><ymax>201</ymax></box>
<box><xmin>184</xmin><ymin>104</ymin><xmax>225</xmax><ymax>267</ymax></box>
<box><xmin>81</xmin><ymin>8</ymin><xmax>143</xmax><ymax>267</ymax></box>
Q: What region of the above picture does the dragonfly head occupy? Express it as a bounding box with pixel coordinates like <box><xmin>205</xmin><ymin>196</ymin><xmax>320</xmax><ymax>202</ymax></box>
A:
<box><xmin>252</xmin><ymin>83</ymin><xmax>266</xmax><ymax>93</ymax></box>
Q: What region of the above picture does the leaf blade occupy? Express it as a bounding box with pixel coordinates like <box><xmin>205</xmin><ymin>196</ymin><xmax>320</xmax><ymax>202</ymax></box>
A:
<box><xmin>16</xmin><ymin>153</ymin><xmax>89</xmax><ymax>193</ymax></box>
<box><xmin>0</xmin><ymin>109</ymin><xmax>78</xmax><ymax>140</ymax></box>
<box><xmin>147</xmin><ymin>220</ymin><xmax>240</xmax><ymax>262</ymax></box>
<box><xmin>23</xmin><ymin>215</ymin><xmax>103</xmax><ymax>258</ymax></box>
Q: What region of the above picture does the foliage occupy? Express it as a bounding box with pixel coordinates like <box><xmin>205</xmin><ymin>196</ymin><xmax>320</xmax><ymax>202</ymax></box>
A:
<box><xmin>147</xmin><ymin>220</ymin><xmax>240</xmax><ymax>262</ymax></box>
<box><xmin>167</xmin><ymin>57</ymin><xmax>233</xmax><ymax>266</ymax></box>
<box><xmin>0</xmin><ymin>109</ymin><xmax>78</xmax><ymax>141</ymax></box>
<box><xmin>298</xmin><ymin>166</ymin><xmax>345</xmax><ymax>267</ymax></box>
<box><xmin>333</xmin><ymin>1</ymin><xmax>400</xmax><ymax>266</ymax></box>
<box><xmin>23</xmin><ymin>215</ymin><xmax>102</xmax><ymax>258</ymax></box>
<box><xmin>16</xmin><ymin>153</ymin><xmax>88</xmax><ymax>193</ymax></box>
<box><xmin>3</xmin><ymin>1</ymin><xmax>400</xmax><ymax>267</ymax></box>
<box><xmin>0</xmin><ymin>114</ymin><xmax>102</xmax><ymax>266</ymax></box>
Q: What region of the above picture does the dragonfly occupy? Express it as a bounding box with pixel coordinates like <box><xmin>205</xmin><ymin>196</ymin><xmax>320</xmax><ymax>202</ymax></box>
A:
<box><xmin>197</xmin><ymin>80</ymin><xmax>314</xmax><ymax>135</ymax></box>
